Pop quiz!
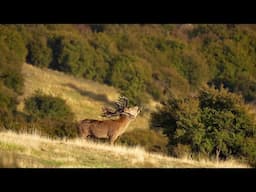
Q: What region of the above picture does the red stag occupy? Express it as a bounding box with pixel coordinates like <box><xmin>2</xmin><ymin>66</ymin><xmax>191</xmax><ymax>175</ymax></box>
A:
<box><xmin>77</xmin><ymin>96</ymin><xmax>141</xmax><ymax>144</ymax></box>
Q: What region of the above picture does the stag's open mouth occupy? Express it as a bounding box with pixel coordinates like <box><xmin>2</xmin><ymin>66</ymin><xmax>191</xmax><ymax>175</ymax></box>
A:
<box><xmin>139</xmin><ymin>106</ymin><xmax>143</xmax><ymax>113</ymax></box>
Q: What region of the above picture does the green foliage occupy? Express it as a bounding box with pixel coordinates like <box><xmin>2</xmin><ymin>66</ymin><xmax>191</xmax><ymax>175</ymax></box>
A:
<box><xmin>1</xmin><ymin>89</ymin><xmax>77</xmax><ymax>139</ymax></box>
<box><xmin>149</xmin><ymin>67</ymin><xmax>190</xmax><ymax>101</ymax></box>
<box><xmin>117</xmin><ymin>129</ymin><xmax>168</xmax><ymax>154</ymax></box>
<box><xmin>169</xmin><ymin>144</ymin><xmax>192</xmax><ymax>158</ymax></box>
<box><xmin>2</xmin><ymin>71</ymin><xmax>24</xmax><ymax>94</ymax></box>
<box><xmin>107</xmin><ymin>55</ymin><xmax>151</xmax><ymax>105</ymax></box>
<box><xmin>2</xmin><ymin>24</ymin><xmax>256</xmax><ymax>106</ymax></box>
<box><xmin>48</xmin><ymin>34</ymin><xmax>110</xmax><ymax>82</ymax></box>
<box><xmin>0</xmin><ymin>25</ymin><xmax>26</xmax><ymax>111</ymax></box>
<box><xmin>89</xmin><ymin>24</ymin><xmax>106</xmax><ymax>33</ymax></box>
<box><xmin>26</xmin><ymin>36</ymin><xmax>52</xmax><ymax>68</ymax></box>
<box><xmin>24</xmin><ymin>91</ymin><xmax>74</xmax><ymax>121</ymax></box>
<box><xmin>180</xmin><ymin>52</ymin><xmax>209</xmax><ymax>88</ymax></box>
<box><xmin>0</xmin><ymin>84</ymin><xmax>17</xmax><ymax>111</ymax></box>
<box><xmin>0</xmin><ymin>25</ymin><xmax>26</xmax><ymax>93</ymax></box>
<box><xmin>190</xmin><ymin>24</ymin><xmax>256</xmax><ymax>102</ymax></box>
<box><xmin>0</xmin><ymin>25</ymin><xmax>27</xmax><ymax>66</ymax></box>
<box><xmin>3</xmin><ymin>24</ymin><xmax>256</xmax><ymax>106</ymax></box>
<box><xmin>0</xmin><ymin>109</ymin><xmax>78</xmax><ymax>139</ymax></box>
<box><xmin>151</xmin><ymin>85</ymin><xmax>256</xmax><ymax>166</ymax></box>
<box><xmin>49</xmin><ymin>35</ymin><xmax>91</xmax><ymax>76</ymax></box>
<box><xmin>241</xmin><ymin>138</ymin><xmax>256</xmax><ymax>166</ymax></box>
<box><xmin>0</xmin><ymin>108</ymin><xmax>14</xmax><ymax>130</ymax></box>
<box><xmin>29</xmin><ymin>118</ymin><xmax>78</xmax><ymax>139</ymax></box>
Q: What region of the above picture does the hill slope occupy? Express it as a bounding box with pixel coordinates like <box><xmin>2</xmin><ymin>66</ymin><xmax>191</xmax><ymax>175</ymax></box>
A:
<box><xmin>17</xmin><ymin>63</ymin><xmax>156</xmax><ymax>131</ymax></box>
<box><xmin>0</xmin><ymin>131</ymin><xmax>248</xmax><ymax>168</ymax></box>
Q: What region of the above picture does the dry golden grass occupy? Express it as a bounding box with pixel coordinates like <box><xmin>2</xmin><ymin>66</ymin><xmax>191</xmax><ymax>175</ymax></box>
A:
<box><xmin>17</xmin><ymin>63</ymin><xmax>151</xmax><ymax>131</ymax></box>
<box><xmin>0</xmin><ymin>131</ymin><xmax>249</xmax><ymax>168</ymax></box>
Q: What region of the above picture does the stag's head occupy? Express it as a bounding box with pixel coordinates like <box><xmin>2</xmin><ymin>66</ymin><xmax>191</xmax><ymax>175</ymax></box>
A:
<box><xmin>123</xmin><ymin>106</ymin><xmax>140</xmax><ymax>119</ymax></box>
<box><xmin>102</xmin><ymin>96</ymin><xmax>141</xmax><ymax>119</ymax></box>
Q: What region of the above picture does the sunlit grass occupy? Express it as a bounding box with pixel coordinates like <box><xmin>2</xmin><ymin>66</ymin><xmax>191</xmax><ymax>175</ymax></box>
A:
<box><xmin>0</xmin><ymin>131</ymin><xmax>249</xmax><ymax>168</ymax></box>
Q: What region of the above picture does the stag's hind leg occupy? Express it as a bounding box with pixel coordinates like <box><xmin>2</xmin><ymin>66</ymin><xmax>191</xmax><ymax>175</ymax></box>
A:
<box><xmin>78</xmin><ymin>125</ymin><xmax>90</xmax><ymax>140</ymax></box>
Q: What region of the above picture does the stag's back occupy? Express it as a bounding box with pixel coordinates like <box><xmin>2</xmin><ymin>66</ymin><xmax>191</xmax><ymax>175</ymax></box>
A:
<box><xmin>78</xmin><ymin>117</ymin><xmax>130</xmax><ymax>139</ymax></box>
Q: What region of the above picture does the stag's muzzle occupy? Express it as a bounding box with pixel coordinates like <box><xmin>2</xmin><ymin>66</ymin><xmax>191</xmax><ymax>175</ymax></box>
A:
<box><xmin>139</xmin><ymin>106</ymin><xmax>143</xmax><ymax>113</ymax></box>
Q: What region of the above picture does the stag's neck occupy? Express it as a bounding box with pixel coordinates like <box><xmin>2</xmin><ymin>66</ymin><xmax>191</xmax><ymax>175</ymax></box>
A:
<box><xmin>115</xmin><ymin>115</ymin><xmax>133</xmax><ymax>132</ymax></box>
<box><xmin>119</xmin><ymin>115</ymin><xmax>132</xmax><ymax>122</ymax></box>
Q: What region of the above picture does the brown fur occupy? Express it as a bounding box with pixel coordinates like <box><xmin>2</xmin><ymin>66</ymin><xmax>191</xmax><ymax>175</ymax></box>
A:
<box><xmin>77</xmin><ymin>114</ymin><xmax>135</xmax><ymax>145</ymax></box>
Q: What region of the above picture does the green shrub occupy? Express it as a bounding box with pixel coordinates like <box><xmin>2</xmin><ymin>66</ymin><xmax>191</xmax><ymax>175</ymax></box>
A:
<box><xmin>24</xmin><ymin>91</ymin><xmax>74</xmax><ymax>121</ymax></box>
<box><xmin>49</xmin><ymin>35</ymin><xmax>95</xmax><ymax>77</ymax></box>
<box><xmin>26</xmin><ymin>36</ymin><xmax>52</xmax><ymax>68</ymax></box>
<box><xmin>180</xmin><ymin>52</ymin><xmax>209</xmax><ymax>88</ymax></box>
<box><xmin>89</xmin><ymin>24</ymin><xmax>106</xmax><ymax>33</ymax></box>
<box><xmin>0</xmin><ymin>25</ymin><xmax>27</xmax><ymax>66</ymax></box>
<box><xmin>241</xmin><ymin>138</ymin><xmax>256</xmax><ymax>167</ymax></box>
<box><xmin>3</xmin><ymin>24</ymin><xmax>256</xmax><ymax>108</ymax></box>
<box><xmin>27</xmin><ymin>118</ymin><xmax>78</xmax><ymax>139</ymax></box>
<box><xmin>151</xmin><ymin>85</ymin><xmax>256</xmax><ymax>166</ymax></box>
<box><xmin>169</xmin><ymin>144</ymin><xmax>192</xmax><ymax>158</ymax></box>
<box><xmin>0</xmin><ymin>109</ymin><xmax>78</xmax><ymax>139</ymax></box>
<box><xmin>0</xmin><ymin>25</ymin><xmax>26</xmax><ymax>97</ymax></box>
<box><xmin>117</xmin><ymin>129</ymin><xmax>168</xmax><ymax>154</ymax></box>
<box><xmin>0</xmin><ymin>83</ymin><xmax>18</xmax><ymax>112</ymax></box>
<box><xmin>107</xmin><ymin>55</ymin><xmax>151</xmax><ymax>105</ymax></box>
<box><xmin>0</xmin><ymin>108</ymin><xmax>13</xmax><ymax>131</ymax></box>
<box><xmin>2</xmin><ymin>71</ymin><xmax>24</xmax><ymax>94</ymax></box>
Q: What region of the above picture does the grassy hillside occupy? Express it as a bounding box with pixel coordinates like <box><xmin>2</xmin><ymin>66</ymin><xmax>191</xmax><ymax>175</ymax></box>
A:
<box><xmin>17</xmin><ymin>63</ymin><xmax>156</xmax><ymax>131</ymax></box>
<box><xmin>0</xmin><ymin>131</ymin><xmax>248</xmax><ymax>168</ymax></box>
<box><xmin>1</xmin><ymin>24</ymin><xmax>256</xmax><ymax>167</ymax></box>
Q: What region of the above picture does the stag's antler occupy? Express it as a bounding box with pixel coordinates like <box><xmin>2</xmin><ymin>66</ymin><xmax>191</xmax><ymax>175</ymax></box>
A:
<box><xmin>101</xmin><ymin>107</ymin><xmax>119</xmax><ymax>117</ymax></box>
<box><xmin>101</xmin><ymin>96</ymin><xmax>129</xmax><ymax>118</ymax></box>
<box><xmin>114</xmin><ymin>96</ymin><xmax>128</xmax><ymax>109</ymax></box>
<box><xmin>121</xmin><ymin>96</ymin><xmax>129</xmax><ymax>107</ymax></box>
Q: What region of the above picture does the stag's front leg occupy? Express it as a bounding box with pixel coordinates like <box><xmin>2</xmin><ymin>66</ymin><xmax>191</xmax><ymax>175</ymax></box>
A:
<box><xmin>109</xmin><ymin>135</ymin><xmax>119</xmax><ymax>145</ymax></box>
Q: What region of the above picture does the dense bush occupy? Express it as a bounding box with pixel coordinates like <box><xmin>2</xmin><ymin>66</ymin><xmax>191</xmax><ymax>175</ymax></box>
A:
<box><xmin>2</xmin><ymin>24</ymin><xmax>256</xmax><ymax>106</ymax></box>
<box><xmin>0</xmin><ymin>84</ymin><xmax>17</xmax><ymax>112</ymax></box>
<box><xmin>28</xmin><ymin>118</ymin><xmax>78</xmax><ymax>139</ymax></box>
<box><xmin>26</xmin><ymin>36</ymin><xmax>52</xmax><ymax>68</ymax></box>
<box><xmin>3</xmin><ymin>24</ymin><xmax>256</xmax><ymax>105</ymax></box>
<box><xmin>191</xmin><ymin>24</ymin><xmax>256</xmax><ymax>102</ymax></box>
<box><xmin>0</xmin><ymin>108</ymin><xmax>14</xmax><ymax>131</ymax></box>
<box><xmin>24</xmin><ymin>91</ymin><xmax>74</xmax><ymax>121</ymax></box>
<box><xmin>21</xmin><ymin>92</ymin><xmax>78</xmax><ymax>138</ymax></box>
<box><xmin>0</xmin><ymin>25</ymin><xmax>25</xmax><ymax>132</ymax></box>
<box><xmin>169</xmin><ymin>144</ymin><xmax>192</xmax><ymax>158</ymax></box>
<box><xmin>0</xmin><ymin>25</ymin><xmax>27</xmax><ymax>111</ymax></box>
<box><xmin>0</xmin><ymin>25</ymin><xmax>27</xmax><ymax>66</ymax></box>
<box><xmin>107</xmin><ymin>55</ymin><xmax>151</xmax><ymax>105</ymax></box>
<box><xmin>1</xmin><ymin>90</ymin><xmax>77</xmax><ymax>139</ymax></box>
<box><xmin>0</xmin><ymin>109</ymin><xmax>78</xmax><ymax>139</ymax></box>
<box><xmin>48</xmin><ymin>35</ymin><xmax>95</xmax><ymax>77</ymax></box>
<box><xmin>151</xmin><ymin>85</ymin><xmax>256</xmax><ymax>166</ymax></box>
<box><xmin>117</xmin><ymin>129</ymin><xmax>168</xmax><ymax>154</ymax></box>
